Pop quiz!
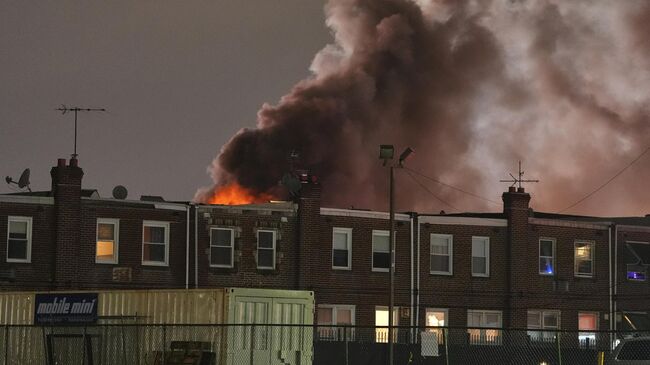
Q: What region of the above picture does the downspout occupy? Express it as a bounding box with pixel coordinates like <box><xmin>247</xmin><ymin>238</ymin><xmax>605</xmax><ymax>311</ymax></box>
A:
<box><xmin>185</xmin><ymin>204</ymin><xmax>190</xmax><ymax>289</ymax></box>
<box><xmin>416</xmin><ymin>216</ymin><xmax>421</xmax><ymax>328</ymax></box>
<box><xmin>410</xmin><ymin>213</ymin><xmax>414</xmax><ymax>328</ymax></box>
<box><xmin>608</xmin><ymin>225</ymin><xmax>612</xmax><ymax>335</ymax></box>
<box><xmin>614</xmin><ymin>225</ymin><xmax>618</xmax><ymax>332</ymax></box>
<box><xmin>195</xmin><ymin>205</ymin><xmax>199</xmax><ymax>288</ymax></box>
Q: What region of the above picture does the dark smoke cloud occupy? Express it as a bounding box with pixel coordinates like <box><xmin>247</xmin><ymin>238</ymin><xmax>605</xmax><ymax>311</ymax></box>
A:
<box><xmin>197</xmin><ymin>0</ymin><xmax>650</xmax><ymax>216</ymax></box>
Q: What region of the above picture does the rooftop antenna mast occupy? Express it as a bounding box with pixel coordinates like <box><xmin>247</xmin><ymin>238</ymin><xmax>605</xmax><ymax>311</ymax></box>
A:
<box><xmin>500</xmin><ymin>160</ymin><xmax>539</xmax><ymax>189</ymax></box>
<box><xmin>56</xmin><ymin>105</ymin><xmax>106</xmax><ymax>158</ymax></box>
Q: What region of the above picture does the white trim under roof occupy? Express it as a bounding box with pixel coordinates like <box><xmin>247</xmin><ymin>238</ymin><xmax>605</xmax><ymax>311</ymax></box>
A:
<box><xmin>320</xmin><ymin>207</ymin><xmax>410</xmax><ymax>221</ymax></box>
<box><xmin>198</xmin><ymin>202</ymin><xmax>296</xmax><ymax>213</ymax></box>
<box><xmin>82</xmin><ymin>197</ymin><xmax>189</xmax><ymax>211</ymax></box>
<box><xmin>0</xmin><ymin>196</ymin><xmax>54</xmax><ymax>205</ymax></box>
<box><xmin>418</xmin><ymin>215</ymin><xmax>507</xmax><ymax>227</ymax></box>
<box><xmin>617</xmin><ymin>225</ymin><xmax>650</xmax><ymax>233</ymax></box>
<box><xmin>529</xmin><ymin>218</ymin><xmax>610</xmax><ymax>231</ymax></box>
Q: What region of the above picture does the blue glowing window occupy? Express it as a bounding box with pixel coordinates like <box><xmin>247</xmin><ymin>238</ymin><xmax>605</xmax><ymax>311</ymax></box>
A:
<box><xmin>539</xmin><ymin>239</ymin><xmax>555</xmax><ymax>275</ymax></box>
<box><xmin>627</xmin><ymin>271</ymin><xmax>647</xmax><ymax>281</ymax></box>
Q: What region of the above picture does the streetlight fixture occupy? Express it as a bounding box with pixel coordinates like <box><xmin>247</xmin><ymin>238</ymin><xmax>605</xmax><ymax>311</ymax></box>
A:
<box><xmin>379</xmin><ymin>144</ymin><xmax>413</xmax><ymax>365</ymax></box>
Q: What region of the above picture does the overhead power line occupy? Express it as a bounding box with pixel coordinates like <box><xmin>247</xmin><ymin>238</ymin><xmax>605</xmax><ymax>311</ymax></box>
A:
<box><xmin>404</xmin><ymin>167</ymin><xmax>501</xmax><ymax>206</ymax></box>
<box><xmin>559</xmin><ymin>145</ymin><xmax>650</xmax><ymax>213</ymax></box>
<box><xmin>404</xmin><ymin>169</ymin><xmax>461</xmax><ymax>211</ymax></box>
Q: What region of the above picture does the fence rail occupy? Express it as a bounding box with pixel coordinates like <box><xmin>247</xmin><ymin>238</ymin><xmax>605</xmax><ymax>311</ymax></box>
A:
<box><xmin>0</xmin><ymin>324</ymin><xmax>646</xmax><ymax>364</ymax></box>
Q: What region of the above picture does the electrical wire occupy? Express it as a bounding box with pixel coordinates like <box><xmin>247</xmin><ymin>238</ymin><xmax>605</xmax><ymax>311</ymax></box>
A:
<box><xmin>559</xmin><ymin>146</ymin><xmax>650</xmax><ymax>213</ymax></box>
<box><xmin>404</xmin><ymin>169</ymin><xmax>461</xmax><ymax>211</ymax></box>
<box><xmin>404</xmin><ymin>167</ymin><xmax>501</xmax><ymax>206</ymax></box>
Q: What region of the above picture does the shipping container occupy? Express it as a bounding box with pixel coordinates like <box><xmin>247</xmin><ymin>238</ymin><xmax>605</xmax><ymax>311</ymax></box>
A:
<box><xmin>0</xmin><ymin>288</ymin><xmax>314</xmax><ymax>365</ymax></box>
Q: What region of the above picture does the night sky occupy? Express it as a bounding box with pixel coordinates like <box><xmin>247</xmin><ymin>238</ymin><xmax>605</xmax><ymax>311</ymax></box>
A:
<box><xmin>0</xmin><ymin>1</ymin><xmax>331</xmax><ymax>201</ymax></box>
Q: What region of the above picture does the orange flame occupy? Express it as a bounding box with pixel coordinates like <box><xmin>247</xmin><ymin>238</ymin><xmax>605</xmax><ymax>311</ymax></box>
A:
<box><xmin>208</xmin><ymin>183</ymin><xmax>274</xmax><ymax>205</ymax></box>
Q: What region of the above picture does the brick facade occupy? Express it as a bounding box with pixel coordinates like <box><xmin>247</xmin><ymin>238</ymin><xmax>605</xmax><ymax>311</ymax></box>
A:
<box><xmin>0</xmin><ymin>159</ymin><xmax>648</xmax><ymax>332</ymax></box>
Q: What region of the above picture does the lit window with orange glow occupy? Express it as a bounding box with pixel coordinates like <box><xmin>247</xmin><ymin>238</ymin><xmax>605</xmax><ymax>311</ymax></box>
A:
<box><xmin>574</xmin><ymin>241</ymin><xmax>594</xmax><ymax>277</ymax></box>
<box><xmin>96</xmin><ymin>219</ymin><xmax>119</xmax><ymax>264</ymax></box>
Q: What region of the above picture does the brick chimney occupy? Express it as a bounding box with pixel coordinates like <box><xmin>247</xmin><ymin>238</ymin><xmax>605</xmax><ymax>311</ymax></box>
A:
<box><xmin>502</xmin><ymin>186</ymin><xmax>531</xmax><ymax>328</ymax></box>
<box><xmin>50</xmin><ymin>158</ymin><xmax>84</xmax><ymax>288</ymax></box>
<box><xmin>297</xmin><ymin>175</ymin><xmax>321</xmax><ymax>290</ymax></box>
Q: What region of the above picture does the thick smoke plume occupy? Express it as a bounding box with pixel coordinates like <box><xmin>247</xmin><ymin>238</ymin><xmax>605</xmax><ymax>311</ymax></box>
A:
<box><xmin>197</xmin><ymin>0</ymin><xmax>650</xmax><ymax>216</ymax></box>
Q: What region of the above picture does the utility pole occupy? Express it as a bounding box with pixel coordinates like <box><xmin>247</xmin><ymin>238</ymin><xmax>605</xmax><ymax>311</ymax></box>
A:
<box><xmin>56</xmin><ymin>105</ymin><xmax>106</xmax><ymax>158</ymax></box>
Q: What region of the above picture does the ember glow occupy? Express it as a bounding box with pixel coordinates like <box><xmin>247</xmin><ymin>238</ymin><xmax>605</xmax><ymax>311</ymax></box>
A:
<box><xmin>208</xmin><ymin>183</ymin><xmax>275</xmax><ymax>205</ymax></box>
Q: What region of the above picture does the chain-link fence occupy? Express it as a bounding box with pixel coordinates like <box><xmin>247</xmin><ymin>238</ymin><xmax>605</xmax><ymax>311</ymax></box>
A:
<box><xmin>0</xmin><ymin>324</ymin><xmax>646</xmax><ymax>364</ymax></box>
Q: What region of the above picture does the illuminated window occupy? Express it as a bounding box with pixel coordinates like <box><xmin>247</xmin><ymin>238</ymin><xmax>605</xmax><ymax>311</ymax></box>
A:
<box><xmin>467</xmin><ymin>310</ymin><xmax>501</xmax><ymax>345</ymax></box>
<box><xmin>142</xmin><ymin>221</ymin><xmax>169</xmax><ymax>266</ymax></box>
<box><xmin>7</xmin><ymin>216</ymin><xmax>32</xmax><ymax>263</ymax></box>
<box><xmin>539</xmin><ymin>239</ymin><xmax>555</xmax><ymax>275</ymax></box>
<box><xmin>527</xmin><ymin>310</ymin><xmax>560</xmax><ymax>342</ymax></box>
<box><xmin>426</xmin><ymin>308</ymin><xmax>448</xmax><ymax>343</ymax></box>
<box><xmin>375</xmin><ymin>306</ymin><xmax>398</xmax><ymax>343</ymax></box>
<box><xmin>210</xmin><ymin>228</ymin><xmax>234</xmax><ymax>268</ymax></box>
<box><xmin>471</xmin><ymin>237</ymin><xmax>490</xmax><ymax>277</ymax></box>
<box><xmin>372</xmin><ymin>230</ymin><xmax>390</xmax><ymax>272</ymax></box>
<box><xmin>96</xmin><ymin>218</ymin><xmax>118</xmax><ymax>264</ymax></box>
<box><xmin>257</xmin><ymin>230</ymin><xmax>276</xmax><ymax>269</ymax></box>
<box><xmin>579</xmin><ymin>312</ymin><xmax>598</xmax><ymax>348</ymax></box>
<box><xmin>574</xmin><ymin>241</ymin><xmax>594</xmax><ymax>277</ymax></box>
<box><xmin>430</xmin><ymin>234</ymin><xmax>453</xmax><ymax>275</ymax></box>
<box><xmin>317</xmin><ymin>304</ymin><xmax>355</xmax><ymax>340</ymax></box>
<box><xmin>332</xmin><ymin>228</ymin><xmax>352</xmax><ymax>270</ymax></box>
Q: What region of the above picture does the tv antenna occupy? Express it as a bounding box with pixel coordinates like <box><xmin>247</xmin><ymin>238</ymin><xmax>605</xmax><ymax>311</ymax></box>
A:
<box><xmin>56</xmin><ymin>105</ymin><xmax>106</xmax><ymax>158</ymax></box>
<box><xmin>5</xmin><ymin>169</ymin><xmax>31</xmax><ymax>192</ymax></box>
<box><xmin>500</xmin><ymin>160</ymin><xmax>539</xmax><ymax>189</ymax></box>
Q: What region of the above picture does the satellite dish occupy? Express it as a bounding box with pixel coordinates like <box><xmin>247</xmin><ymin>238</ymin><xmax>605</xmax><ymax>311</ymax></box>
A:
<box><xmin>112</xmin><ymin>185</ymin><xmax>128</xmax><ymax>200</ymax></box>
<box><xmin>5</xmin><ymin>168</ymin><xmax>31</xmax><ymax>192</ymax></box>
<box><xmin>17</xmin><ymin>169</ymin><xmax>30</xmax><ymax>189</ymax></box>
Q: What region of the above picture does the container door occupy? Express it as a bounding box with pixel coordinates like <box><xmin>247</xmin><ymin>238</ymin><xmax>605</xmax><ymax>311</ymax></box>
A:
<box><xmin>229</xmin><ymin>297</ymin><xmax>272</xmax><ymax>365</ymax></box>
<box><xmin>269</xmin><ymin>299</ymin><xmax>312</xmax><ymax>365</ymax></box>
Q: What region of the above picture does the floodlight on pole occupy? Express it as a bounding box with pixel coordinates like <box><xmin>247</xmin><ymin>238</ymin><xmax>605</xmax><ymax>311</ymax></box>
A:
<box><xmin>379</xmin><ymin>145</ymin><xmax>412</xmax><ymax>365</ymax></box>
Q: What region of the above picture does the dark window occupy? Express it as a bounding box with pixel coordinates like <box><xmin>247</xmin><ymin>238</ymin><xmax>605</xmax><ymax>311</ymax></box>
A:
<box><xmin>7</xmin><ymin>218</ymin><xmax>30</xmax><ymax>261</ymax></box>
<box><xmin>617</xmin><ymin>340</ymin><xmax>650</xmax><ymax>360</ymax></box>
<box><xmin>210</xmin><ymin>228</ymin><xmax>233</xmax><ymax>267</ymax></box>
<box><xmin>257</xmin><ymin>231</ymin><xmax>275</xmax><ymax>269</ymax></box>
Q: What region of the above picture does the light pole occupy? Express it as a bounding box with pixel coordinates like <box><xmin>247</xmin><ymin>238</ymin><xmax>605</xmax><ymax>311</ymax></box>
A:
<box><xmin>379</xmin><ymin>145</ymin><xmax>413</xmax><ymax>365</ymax></box>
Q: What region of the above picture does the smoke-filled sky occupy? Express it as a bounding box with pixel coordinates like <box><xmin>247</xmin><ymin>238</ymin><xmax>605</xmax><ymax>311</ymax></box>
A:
<box><xmin>2</xmin><ymin>1</ymin><xmax>650</xmax><ymax>217</ymax></box>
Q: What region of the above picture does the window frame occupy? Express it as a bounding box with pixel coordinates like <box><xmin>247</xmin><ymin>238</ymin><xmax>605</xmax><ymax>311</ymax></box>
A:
<box><xmin>318</xmin><ymin>304</ymin><xmax>356</xmax><ymax>326</ymax></box>
<box><xmin>375</xmin><ymin>306</ymin><xmax>399</xmax><ymax>343</ymax></box>
<box><xmin>578</xmin><ymin>311</ymin><xmax>599</xmax><ymax>347</ymax></box>
<box><xmin>471</xmin><ymin>236</ymin><xmax>490</xmax><ymax>277</ymax></box>
<box><xmin>467</xmin><ymin>309</ymin><xmax>502</xmax><ymax>345</ymax></box>
<box><xmin>527</xmin><ymin>310</ymin><xmax>561</xmax><ymax>341</ymax></box>
<box><xmin>574</xmin><ymin>240</ymin><xmax>595</xmax><ymax>278</ymax></box>
<box><xmin>6</xmin><ymin>216</ymin><xmax>32</xmax><ymax>263</ymax></box>
<box><xmin>141</xmin><ymin>220</ymin><xmax>170</xmax><ymax>266</ymax></box>
<box><xmin>95</xmin><ymin>218</ymin><xmax>119</xmax><ymax>264</ymax></box>
<box><xmin>332</xmin><ymin>227</ymin><xmax>352</xmax><ymax>270</ymax></box>
<box><xmin>625</xmin><ymin>241</ymin><xmax>649</xmax><ymax>282</ymax></box>
<box><xmin>372</xmin><ymin>230</ymin><xmax>390</xmax><ymax>272</ymax></box>
<box><xmin>430</xmin><ymin>234</ymin><xmax>453</xmax><ymax>275</ymax></box>
<box><xmin>539</xmin><ymin>238</ymin><xmax>556</xmax><ymax>276</ymax></box>
<box><xmin>209</xmin><ymin>227</ymin><xmax>235</xmax><ymax>268</ymax></box>
<box><xmin>256</xmin><ymin>229</ymin><xmax>276</xmax><ymax>270</ymax></box>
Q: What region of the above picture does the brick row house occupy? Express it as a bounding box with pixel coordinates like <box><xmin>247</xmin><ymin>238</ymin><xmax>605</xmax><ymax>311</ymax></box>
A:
<box><xmin>1</xmin><ymin>158</ymin><xmax>649</xmax><ymax>343</ymax></box>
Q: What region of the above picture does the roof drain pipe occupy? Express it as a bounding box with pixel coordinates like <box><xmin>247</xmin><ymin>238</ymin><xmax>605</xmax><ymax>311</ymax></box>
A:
<box><xmin>185</xmin><ymin>204</ymin><xmax>190</xmax><ymax>289</ymax></box>
<box><xmin>416</xmin><ymin>215</ymin><xmax>421</xmax><ymax>329</ymax></box>
<box><xmin>410</xmin><ymin>213</ymin><xmax>415</xmax><ymax>332</ymax></box>
<box><xmin>608</xmin><ymin>224</ymin><xmax>613</xmax><ymax>346</ymax></box>
<box><xmin>195</xmin><ymin>204</ymin><xmax>199</xmax><ymax>288</ymax></box>
<box><xmin>614</xmin><ymin>225</ymin><xmax>618</xmax><ymax>333</ymax></box>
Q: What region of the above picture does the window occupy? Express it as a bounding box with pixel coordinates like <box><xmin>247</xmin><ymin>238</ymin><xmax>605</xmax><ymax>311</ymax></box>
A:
<box><xmin>210</xmin><ymin>228</ymin><xmax>234</xmax><ymax>268</ymax></box>
<box><xmin>142</xmin><ymin>221</ymin><xmax>169</xmax><ymax>266</ymax></box>
<box><xmin>625</xmin><ymin>242</ymin><xmax>650</xmax><ymax>281</ymax></box>
<box><xmin>426</xmin><ymin>308</ymin><xmax>448</xmax><ymax>344</ymax></box>
<box><xmin>332</xmin><ymin>228</ymin><xmax>352</xmax><ymax>270</ymax></box>
<box><xmin>471</xmin><ymin>237</ymin><xmax>490</xmax><ymax>277</ymax></box>
<box><xmin>467</xmin><ymin>310</ymin><xmax>501</xmax><ymax>345</ymax></box>
<box><xmin>372</xmin><ymin>230</ymin><xmax>390</xmax><ymax>272</ymax></box>
<box><xmin>257</xmin><ymin>230</ymin><xmax>276</xmax><ymax>269</ymax></box>
<box><xmin>575</xmin><ymin>241</ymin><xmax>594</xmax><ymax>277</ymax></box>
<box><xmin>579</xmin><ymin>312</ymin><xmax>598</xmax><ymax>348</ymax></box>
<box><xmin>317</xmin><ymin>305</ymin><xmax>355</xmax><ymax>340</ymax></box>
<box><xmin>7</xmin><ymin>216</ymin><xmax>32</xmax><ymax>263</ymax></box>
<box><xmin>96</xmin><ymin>218</ymin><xmax>119</xmax><ymax>264</ymax></box>
<box><xmin>430</xmin><ymin>234</ymin><xmax>453</xmax><ymax>275</ymax></box>
<box><xmin>527</xmin><ymin>310</ymin><xmax>560</xmax><ymax>342</ymax></box>
<box><xmin>539</xmin><ymin>238</ymin><xmax>555</xmax><ymax>275</ymax></box>
<box><xmin>375</xmin><ymin>306</ymin><xmax>398</xmax><ymax>343</ymax></box>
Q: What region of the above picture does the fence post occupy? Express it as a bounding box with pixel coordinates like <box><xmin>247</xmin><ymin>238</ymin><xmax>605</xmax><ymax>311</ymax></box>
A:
<box><xmin>444</xmin><ymin>328</ymin><xmax>449</xmax><ymax>365</ymax></box>
<box><xmin>82</xmin><ymin>325</ymin><xmax>87</xmax><ymax>364</ymax></box>
<box><xmin>3</xmin><ymin>326</ymin><xmax>7</xmax><ymax>365</ymax></box>
<box><xmin>556</xmin><ymin>331</ymin><xmax>563</xmax><ymax>365</ymax></box>
<box><xmin>162</xmin><ymin>325</ymin><xmax>167</xmax><ymax>365</ymax></box>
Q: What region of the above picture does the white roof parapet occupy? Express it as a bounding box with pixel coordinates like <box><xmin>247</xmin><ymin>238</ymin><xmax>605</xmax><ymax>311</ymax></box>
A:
<box><xmin>616</xmin><ymin>225</ymin><xmax>650</xmax><ymax>233</ymax></box>
<box><xmin>528</xmin><ymin>217</ymin><xmax>610</xmax><ymax>231</ymax></box>
<box><xmin>0</xmin><ymin>196</ymin><xmax>54</xmax><ymax>205</ymax></box>
<box><xmin>82</xmin><ymin>197</ymin><xmax>189</xmax><ymax>211</ymax></box>
<box><xmin>418</xmin><ymin>215</ymin><xmax>507</xmax><ymax>227</ymax></box>
<box><xmin>320</xmin><ymin>207</ymin><xmax>411</xmax><ymax>221</ymax></box>
<box><xmin>198</xmin><ymin>202</ymin><xmax>297</xmax><ymax>213</ymax></box>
